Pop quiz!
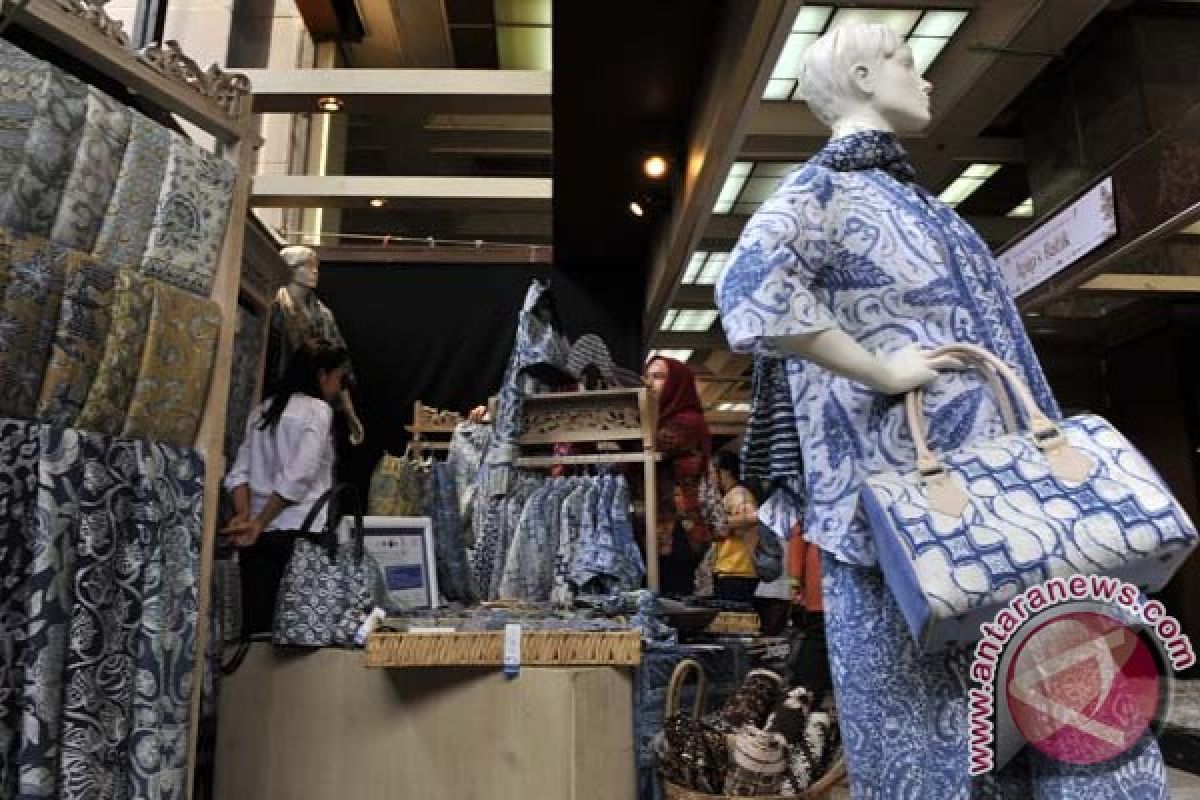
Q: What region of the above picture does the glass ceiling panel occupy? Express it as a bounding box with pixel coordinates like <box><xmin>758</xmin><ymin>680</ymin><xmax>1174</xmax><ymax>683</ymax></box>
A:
<box><xmin>495</xmin><ymin>0</ymin><xmax>550</xmax><ymax>26</ymax></box>
<box><xmin>829</xmin><ymin>8</ymin><xmax>921</xmax><ymax>37</ymax></box>
<box><xmin>794</xmin><ymin>6</ymin><xmax>834</xmax><ymax>33</ymax></box>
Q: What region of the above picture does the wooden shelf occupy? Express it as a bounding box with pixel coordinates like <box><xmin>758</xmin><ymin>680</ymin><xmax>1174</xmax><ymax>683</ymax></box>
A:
<box><xmin>365</xmin><ymin>630</ymin><xmax>641</xmax><ymax>668</ymax></box>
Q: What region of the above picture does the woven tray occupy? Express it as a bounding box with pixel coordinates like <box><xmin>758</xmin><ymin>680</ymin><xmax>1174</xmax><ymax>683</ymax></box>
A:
<box><xmin>704</xmin><ymin>611</ymin><xmax>761</xmax><ymax>636</ymax></box>
<box><xmin>364</xmin><ymin>630</ymin><xmax>641</xmax><ymax>668</ymax></box>
<box><xmin>661</xmin><ymin>757</ymin><xmax>847</xmax><ymax>800</ymax></box>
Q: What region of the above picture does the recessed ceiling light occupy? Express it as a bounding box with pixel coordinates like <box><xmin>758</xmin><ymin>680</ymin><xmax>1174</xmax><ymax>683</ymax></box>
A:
<box><xmin>369</xmin><ymin>198</ymin><xmax>385</xmax><ymax>208</ymax></box>
<box><xmin>630</xmin><ymin>200</ymin><xmax>645</xmax><ymax>217</ymax></box>
<box><xmin>317</xmin><ymin>96</ymin><xmax>344</xmax><ymax>112</ymax></box>
<box><xmin>644</xmin><ymin>155</ymin><xmax>669</xmax><ymax>179</ymax></box>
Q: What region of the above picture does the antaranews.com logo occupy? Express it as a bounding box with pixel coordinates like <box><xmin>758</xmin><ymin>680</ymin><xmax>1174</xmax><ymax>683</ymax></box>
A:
<box><xmin>967</xmin><ymin>574</ymin><xmax>1195</xmax><ymax>775</ymax></box>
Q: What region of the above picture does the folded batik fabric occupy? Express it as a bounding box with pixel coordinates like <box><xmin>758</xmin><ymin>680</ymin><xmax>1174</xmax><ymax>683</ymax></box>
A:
<box><xmin>50</xmin><ymin>87</ymin><xmax>130</xmax><ymax>250</ymax></box>
<box><xmin>37</xmin><ymin>252</ymin><xmax>116</xmax><ymax>426</ymax></box>
<box><xmin>0</xmin><ymin>233</ymin><xmax>68</xmax><ymax>418</ymax></box>
<box><xmin>223</xmin><ymin>304</ymin><xmax>264</xmax><ymax>458</ymax></box>
<box><xmin>92</xmin><ymin>111</ymin><xmax>170</xmax><ymax>267</ymax></box>
<box><xmin>122</xmin><ymin>280</ymin><xmax>221</xmax><ymax>445</ymax></box>
<box><xmin>140</xmin><ymin>132</ymin><xmax>235</xmax><ymax>296</ymax></box>
<box><xmin>76</xmin><ymin>268</ymin><xmax>156</xmax><ymax>434</ymax></box>
<box><xmin>0</xmin><ymin>67</ymin><xmax>87</xmax><ymax>235</ymax></box>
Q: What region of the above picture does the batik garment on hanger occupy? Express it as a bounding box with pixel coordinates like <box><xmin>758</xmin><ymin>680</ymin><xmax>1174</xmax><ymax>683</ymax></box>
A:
<box><xmin>76</xmin><ymin>267</ymin><xmax>155</xmax><ymax>434</ymax></box>
<box><xmin>0</xmin><ymin>232</ymin><xmax>68</xmax><ymax>418</ymax></box>
<box><xmin>0</xmin><ymin>420</ymin><xmax>42</xmax><ymax>800</ymax></box>
<box><xmin>223</xmin><ymin>304</ymin><xmax>265</xmax><ymax>458</ymax></box>
<box><xmin>0</xmin><ymin>65</ymin><xmax>86</xmax><ymax>235</ymax></box>
<box><xmin>428</xmin><ymin>462</ymin><xmax>474</xmax><ymax>603</ymax></box>
<box><xmin>496</xmin><ymin>479</ymin><xmax>556</xmax><ymax>601</ymax></box>
<box><xmin>122</xmin><ymin>280</ymin><xmax>221</xmax><ymax>445</ymax></box>
<box><xmin>550</xmin><ymin>480</ymin><xmax>593</xmax><ymax>606</ymax></box>
<box><xmin>49</xmin><ymin>87</ymin><xmax>130</xmax><ymax>250</ymax></box>
<box><xmin>488</xmin><ymin>472</ymin><xmax>545</xmax><ymax>599</ymax></box>
<box><xmin>36</xmin><ymin>252</ymin><xmax>116</xmax><ymax>426</ymax></box>
<box><xmin>139</xmin><ymin>131</ymin><xmax>236</xmax><ymax>297</ymax></box>
<box><xmin>446</xmin><ymin>421</ymin><xmax>491</xmax><ymax>543</ymax></box>
<box><xmin>92</xmin><ymin>112</ymin><xmax>171</xmax><ymax>268</ymax></box>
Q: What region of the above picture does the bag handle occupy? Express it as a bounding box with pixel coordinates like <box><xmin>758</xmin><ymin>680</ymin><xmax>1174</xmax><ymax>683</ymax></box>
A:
<box><xmin>299</xmin><ymin>483</ymin><xmax>366</xmax><ymax>561</ymax></box>
<box><xmin>665</xmin><ymin>658</ymin><xmax>709</xmax><ymax>720</ymax></box>
<box><xmin>902</xmin><ymin>344</ymin><xmax>1094</xmax><ymax>515</ymax></box>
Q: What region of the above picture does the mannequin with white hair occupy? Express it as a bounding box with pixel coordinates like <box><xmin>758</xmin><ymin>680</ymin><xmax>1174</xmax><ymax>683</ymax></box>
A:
<box><xmin>269</xmin><ymin>244</ymin><xmax>365</xmax><ymax>445</ymax></box>
<box><xmin>717</xmin><ymin>23</ymin><xmax>1166</xmax><ymax>797</ymax></box>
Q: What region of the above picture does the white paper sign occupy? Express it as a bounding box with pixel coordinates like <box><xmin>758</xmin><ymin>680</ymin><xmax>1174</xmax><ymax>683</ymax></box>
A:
<box><xmin>340</xmin><ymin>515</ymin><xmax>440</xmax><ymax>609</ymax></box>
<box><xmin>998</xmin><ymin>177</ymin><xmax>1117</xmax><ymax>297</ymax></box>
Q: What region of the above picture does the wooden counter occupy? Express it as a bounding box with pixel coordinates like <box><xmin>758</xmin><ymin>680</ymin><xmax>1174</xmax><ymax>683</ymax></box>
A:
<box><xmin>215</xmin><ymin>644</ymin><xmax>636</xmax><ymax>800</ymax></box>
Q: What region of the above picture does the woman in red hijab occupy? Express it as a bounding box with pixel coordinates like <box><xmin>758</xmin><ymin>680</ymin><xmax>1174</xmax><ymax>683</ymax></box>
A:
<box><xmin>644</xmin><ymin>356</ymin><xmax>715</xmax><ymax>597</ymax></box>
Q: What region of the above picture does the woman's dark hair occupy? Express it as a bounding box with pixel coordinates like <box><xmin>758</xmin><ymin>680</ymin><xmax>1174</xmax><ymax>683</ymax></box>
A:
<box><xmin>260</xmin><ymin>343</ymin><xmax>350</xmax><ymax>432</ymax></box>
<box><xmin>715</xmin><ymin>450</ymin><xmax>741</xmax><ymax>481</ymax></box>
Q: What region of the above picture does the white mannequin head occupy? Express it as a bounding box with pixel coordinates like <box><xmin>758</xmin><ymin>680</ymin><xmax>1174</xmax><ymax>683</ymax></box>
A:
<box><xmin>798</xmin><ymin>23</ymin><xmax>932</xmax><ymax>138</ymax></box>
<box><xmin>280</xmin><ymin>245</ymin><xmax>319</xmax><ymax>290</ymax></box>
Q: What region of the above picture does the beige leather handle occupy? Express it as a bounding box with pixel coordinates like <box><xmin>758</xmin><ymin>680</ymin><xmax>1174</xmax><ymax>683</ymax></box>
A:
<box><xmin>905</xmin><ymin>343</ymin><xmax>1061</xmax><ymax>475</ymax></box>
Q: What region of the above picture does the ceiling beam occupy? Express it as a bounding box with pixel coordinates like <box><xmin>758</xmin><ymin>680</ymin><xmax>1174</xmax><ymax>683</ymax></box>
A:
<box><xmin>642</xmin><ymin>0</ymin><xmax>803</xmax><ymax>346</ymax></box>
<box><xmin>655</xmin><ymin>330</ymin><xmax>729</xmax><ymax>350</ymax></box>
<box><xmin>1079</xmin><ymin>274</ymin><xmax>1200</xmax><ymax>295</ymax></box>
<box><xmin>251</xmin><ymin>175</ymin><xmax>552</xmax><ymax>210</ymax></box>
<box><xmin>670</xmin><ymin>284</ymin><xmax>719</xmax><ymax>309</ymax></box>
<box><xmin>243</xmin><ymin>69</ymin><xmax>551</xmax><ymax>114</ymax></box>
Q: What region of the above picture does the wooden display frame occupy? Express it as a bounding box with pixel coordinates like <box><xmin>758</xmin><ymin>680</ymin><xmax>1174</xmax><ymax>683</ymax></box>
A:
<box><xmin>2</xmin><ymin>4</ymin><xmax>260</xmax><ymax>796</ymax></box>
<box><xmin>514</xmin><ymin>387</ymin><xmax>663</xmax><ymax>589</ymax></box>
<box><xmin>404</xmin><ymin>400</ymin><xmax>461</xmax><ymax>457</ymax></box>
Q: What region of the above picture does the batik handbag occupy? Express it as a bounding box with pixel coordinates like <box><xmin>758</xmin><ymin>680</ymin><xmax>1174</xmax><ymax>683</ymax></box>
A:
<box><xmin>273</xmin><ymin>484</ymin><xmax>388</xmax><ymax>648</ymax></box>
<box><xmin>862</xmin><ymin>343</ymin><xmax>1198</xmax><ymax>652</ymax></box>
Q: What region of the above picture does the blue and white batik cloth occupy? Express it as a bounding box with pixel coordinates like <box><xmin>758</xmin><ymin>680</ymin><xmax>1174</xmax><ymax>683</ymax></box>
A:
<box><xmin>716</xmin><ymin>130</ymin><xmax>1060</xmax><ymax>567</ymax></box>
<box><xmin>824</xmin><ymin>559</ymin><xmax>1167</xmax><ymax>799</ymax></box>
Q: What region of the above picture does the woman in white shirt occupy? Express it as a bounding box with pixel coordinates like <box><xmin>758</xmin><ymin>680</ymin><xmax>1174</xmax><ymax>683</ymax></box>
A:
<box><xmin>222</xmin><ymin>343</ymin><xmax>351</xmax><ymax>635</ymax></box>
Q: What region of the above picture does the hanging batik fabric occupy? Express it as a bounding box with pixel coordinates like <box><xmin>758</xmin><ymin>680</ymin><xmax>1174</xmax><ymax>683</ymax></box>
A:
<box><xmin>122</xmin><ymin>280</ymin><xmax>221</xmax><ymax>445</ymax></box>
<box><xmin>12</xmin><ymin>424</ymin><xmax>82</xmax><ymax>800</ymax></box>
<box><xmin>0</xmin><ymin>66</ymin><xmax>87</xmax><ymax>235</ymax></box>
<box><xmin>0</xmin><ymin>420</ymin><xmax>42</xmax><ymax>799</ymax></box>
<box><xmin>57</xmin><ymin>431</ymin><xmax>144</xmax><ymax>800</ymax></box>
<box><xmin>49</xmin><ymin>87</ymin><xmax>130</xmax><ymax>250</ymax></box>
<box><xmin>76</xmin><ymin>268</ymin><xmax>155</xmax><ymax>435</ymax></box>
<box><xmin>92</xmin><ymin>112</ymin><xmax>170</xmax><ymax>268</ymax></box>
<box><xmin>140</xmin><ymin>131</ymin><xmax>236</xmax><ymax>297</ymax></box>
<box><xmin>0</xmin><ymin>233</ymin><xmax>68</xmax><ymax>419</ymax></box>
<box><xmin>223</xmin><ymin>304</ymin><xmax>264</xmax><ymax>458</ymax></box>
<box><xmin>429</xmin><ymin>462</ymin><xmax>474</xmax><ymax>603</ymax></box>
<box><xmin>127</xmin><ymin>439</ymin><xmax>203</xmax><ymax>800</ymax></box>
<box><xmin>0</xmin><ymin>41</ymin><xmax>48</xmax><ymax>195</ymax></box>
<box><xmin>36</xmin><ymin>252</ymin><xmax>116</xmax><ymax>427</ymax></box>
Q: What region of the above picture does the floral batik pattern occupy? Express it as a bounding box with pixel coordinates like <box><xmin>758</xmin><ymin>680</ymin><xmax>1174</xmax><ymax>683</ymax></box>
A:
<box><xmin>0</xmin><ymin>68</ymin><xmax>87</xmax><ymax>236</ymax></box>
<box><xmin>0</xmin><ymin>41</ymin><xmax>48</xmax><ymax>197</ymax></box>
<box><xmin>139</xmin><ymin>132</ymin><xmax>236</xmax><ymax>297</ymax></box>
<box><xmin>91</xmin><ymin>112</ymin><xmax>170</xmax><ymax>268</ymax></box>
<box><xmin>76</xmin><ymin>268</ymin><xmax>155</xmax><ymax>435</ymax></box>
<box><xmin>0</xmin><ymin>233</ymin><xmax>68</xmax><ymax>419</ymax></box>
<box><xmin>823</xmin><ymin>559</ymin><xmax>1167</xmax><ymax>799</ymax></box>
<box><xmin>716</xmin><ymin>130</ymin><xmax>1060</xmax><ymax>567</ymax></box>
<box><xmin>36</xmin><ymin>252</ymin><xmax>116</xmax><ymax>427</ymax></box>
<box><xmin>223</xmin><ymin>304</ymin><xmax>264</xmax><ymax>459</ymax></box>
<box><xmin>122</xmin><ymin>280</ymin><xmax>222</xmax><ymax>446</ymax></box>
<box><xmin>49</xmin><ymin>87</ymin><xmax>130</xmax><ymax>250</ymax></box>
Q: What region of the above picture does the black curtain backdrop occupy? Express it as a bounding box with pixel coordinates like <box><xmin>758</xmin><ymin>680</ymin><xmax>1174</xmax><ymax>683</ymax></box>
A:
<box><xmin>317</xmin><ymin>262</ymin><xmax>640</xmax><ymax>494</ymax></box>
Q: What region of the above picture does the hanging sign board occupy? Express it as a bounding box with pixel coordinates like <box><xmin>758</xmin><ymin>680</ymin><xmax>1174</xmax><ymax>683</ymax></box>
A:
<box><xmin>998</xmin><ymin>177</ymin><xmax>1117</xmax><ymax>297</ymax></box>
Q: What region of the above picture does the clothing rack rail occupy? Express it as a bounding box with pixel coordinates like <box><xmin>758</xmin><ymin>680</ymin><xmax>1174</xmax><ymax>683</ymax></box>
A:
<box><xmin>513</xmin><ymin>387</ymin><xmax>663</xmax><ymax>589</ymax></box>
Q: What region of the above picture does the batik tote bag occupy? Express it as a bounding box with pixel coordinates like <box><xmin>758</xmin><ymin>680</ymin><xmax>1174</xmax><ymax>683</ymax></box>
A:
<box><xmin>273</xmin><ymin>485</ymin><xmax>387</xmax><ymax>648</ymax></box>
<box><xmin>862</xmin><ymin>343</ymin><xmax>1198</xmax><ymax>651</ymax></box>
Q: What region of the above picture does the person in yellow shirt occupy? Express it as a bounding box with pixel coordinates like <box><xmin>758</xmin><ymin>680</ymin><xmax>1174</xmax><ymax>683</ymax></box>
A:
<box><xmin>712</xmin><ymin>451</ymin><xmax>760</xmax><ymax>603</ymax></box>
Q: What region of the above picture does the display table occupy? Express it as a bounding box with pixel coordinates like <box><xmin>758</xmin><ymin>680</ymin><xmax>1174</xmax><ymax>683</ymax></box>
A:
<box><xmin>215</xmin><ymin>644</ymin><xmax>636</xmax><ymax>800</ymax></box>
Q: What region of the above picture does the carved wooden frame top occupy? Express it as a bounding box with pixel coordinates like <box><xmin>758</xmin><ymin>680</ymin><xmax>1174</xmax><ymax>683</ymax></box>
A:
<box><xmin>407</xmin><ymin>402</ymin><xmax>463</xmax><ymax>434</ymax></box>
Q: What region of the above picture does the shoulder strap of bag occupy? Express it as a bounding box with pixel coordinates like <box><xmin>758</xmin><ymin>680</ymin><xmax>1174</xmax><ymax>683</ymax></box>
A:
<box><xmin>298</xmin><ymin>483</ymin><xmax>366</xmax><ymax>560</ymax></box>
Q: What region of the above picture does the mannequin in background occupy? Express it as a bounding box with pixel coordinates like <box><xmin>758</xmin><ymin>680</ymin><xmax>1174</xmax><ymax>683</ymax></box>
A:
<box><xmin>717</xmin><ymin>22</ymin><xmax>1166</xmax><ymax>797</ymax></box>
<box><xmin>268</xmin><ymin>245</ymin><xmax>364</xmax><ymax>446</ymax></box>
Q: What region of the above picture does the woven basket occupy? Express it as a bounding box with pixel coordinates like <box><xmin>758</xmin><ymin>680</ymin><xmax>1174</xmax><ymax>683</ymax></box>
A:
<box><xmin>657</xmin><ymin>659</ymin><xmax>847</xmax><ymax>800</ymax></box>
<box><xmin>704</xmin><ymin>612</ymin><xmax>761</xmax><ymax>636</ymax></box>
<box><xmin>364</xmin><ymin>630</ymin><xmax>641</xmax><ymax>667</ymax></box>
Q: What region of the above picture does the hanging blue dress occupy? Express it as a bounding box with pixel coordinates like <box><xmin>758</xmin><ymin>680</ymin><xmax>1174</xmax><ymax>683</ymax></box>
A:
<box><xmin>717</xmin><ymin>130</ymin><xmax>1166</xmax><ymax>799</ymax></box>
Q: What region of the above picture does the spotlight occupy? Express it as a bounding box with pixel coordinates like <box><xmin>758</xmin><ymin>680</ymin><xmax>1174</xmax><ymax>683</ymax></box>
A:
<box><xmin>317</xmin><ymin>96</ymin><xmax>344</xmax><ymax>112</ymax></box>
<box><xmin>630</xmin><ymin>200</ymin><xmax>645</xmax><ymax>217</ymax></box>
<box><xmin>369</xmin><ymin>198</ymin><xmax>385</xmax><ymax>208</ymax></box>
<box><xmin>643</xmin><ymin>155</ymin><xmax>668</xmax><ymax>179</ymax></box>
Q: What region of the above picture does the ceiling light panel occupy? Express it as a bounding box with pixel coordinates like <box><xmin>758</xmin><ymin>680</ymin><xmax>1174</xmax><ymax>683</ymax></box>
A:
<box><xmin>682</xmin><ymin>251</ymin><xmax>708</xmax><ymax>284</ymax></box>
<box><xmin>667</xmin><ymin>309</ymin><xmax>719</xmax><ymax>332</ymax></box>
<box><xmin>794</xmin><ymin>5</ymin><xmax>834</xmax><ymax>32</ymax></box>
<box><xmin>912</xmin><ymin>9</ymin><xmax>968</xmax><ymax>38</ymax></box>
<box><xmin>1007</xmin><ymin>198</ymin><xmax>1034</xmax><ymax>219</ymax></box>
<box><xmin>937</xmin><ymin>163</ymin><xmax>1000</xmax><ymax>207</ymax></box>
<box><xmin>829</xmin><ymin>8</ymin><xmax>921</xmax><ymax>37</ymax></box>
<box><xmin>494</xmin><ymin>0</ymin><xmax>550</xmax><ymax>25</ymax></box>
<box><xmin>659</xmin><ymin>310</ymin><xmax>679</xmax><ymax>331</ymax></box>
<box><xmin>907</xmin><ymin>37</ymin><xmax>948</xmax><ymax>74</ymax></box>
<box><xmin>649</xmin><ymin>349</ymin><xmax>693</xmax><ymax>363</ymax></box>
<box><xmin>717</xmin><ymin>402</ymin><xmax>752</xmax><ymax>412</ymax></box>
<box><xmin>714</xmin><ymin>162</ymin><xmax>753</xmax><ymax>214</ymax></box>
<box><xmin>696</xmin><ymin>253</ymin><xmax>729</xmax><ymax>285</ymax></box>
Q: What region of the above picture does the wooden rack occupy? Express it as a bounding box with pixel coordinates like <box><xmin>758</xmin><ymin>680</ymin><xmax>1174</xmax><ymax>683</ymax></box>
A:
<box><xmin>404</xmin><ymin>400</ymin><xmax>461</xmax><ymax>457</ymax></box>
<box><xmin>513</xmin><ymin>387</ymin><xmax>663</xmax><ymax>589</ymax></box>
<box><xmin>3</xmin><ymin>3</ymin><xmax>260</xmax><ymax>795</ymax></box>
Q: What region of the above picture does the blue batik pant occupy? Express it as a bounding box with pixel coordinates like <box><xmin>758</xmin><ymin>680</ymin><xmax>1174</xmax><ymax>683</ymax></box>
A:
<box><xmin>823</xmin><ymin>559</ymin><xmax>1169</xmax><ymax>799</ymax></box>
